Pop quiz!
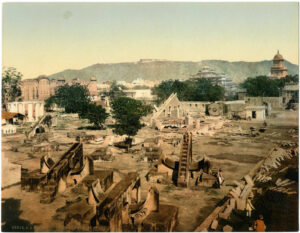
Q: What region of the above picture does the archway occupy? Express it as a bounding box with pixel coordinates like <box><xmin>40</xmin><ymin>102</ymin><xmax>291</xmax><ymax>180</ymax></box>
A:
<box><xmin>35</xmin><ymin>126</ymin><xmax>45</xmax><ymax>134</ymax></box>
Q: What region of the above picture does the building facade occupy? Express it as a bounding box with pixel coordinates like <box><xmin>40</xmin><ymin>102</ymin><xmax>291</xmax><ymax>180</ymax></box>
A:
<box><xmin>123</xmin><ymin>89</ymin><xmax>156</xmax><ymax>101</ymax></box>
<box><xmin>245</xmin><ymin>106</ymin><xmax>266</xmax><ymax>121</ymax></box>
<box><xmin>21</xmin><ymin>76</ymin><xmax>98</xmax><ymax>101</ymax></box>
<box><xmin>7</xmin><ymin>101</ymin><xmax>45</xmax><ymax>122</ymax></box>
<box><xmin>270</xmin><ymin>51</ymin><xmax>288</xmax><ymax>79</ymax></box>
<box><xmin>282</xmin><ymin>83</ymin><xmax>299</xmax><ymax>105</ymax></box>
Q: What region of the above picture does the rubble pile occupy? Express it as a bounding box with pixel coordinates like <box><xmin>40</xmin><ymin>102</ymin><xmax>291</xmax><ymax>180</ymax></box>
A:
<box><xmin>254</xmin><ymin>145</ymin><xmax>298</xmax><ymax>180</ymax></box>
<box><xmin>194</xmin><ymin>142</ymin><xmax>298</xmax><ymax>232</ymax></box>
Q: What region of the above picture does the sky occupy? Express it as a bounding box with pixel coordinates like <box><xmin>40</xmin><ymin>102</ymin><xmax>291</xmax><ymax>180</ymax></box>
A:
<box><xmin>2</xmin><ymin>2</ymin><xmax>299</xmax><ymax>79</ymax></box>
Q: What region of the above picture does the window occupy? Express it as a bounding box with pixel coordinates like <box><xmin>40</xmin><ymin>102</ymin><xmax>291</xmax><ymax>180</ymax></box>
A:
<box><xmin>252</xmin><ymin>111</ymin><xmax>256</xmax><ymax>119</ymax></box>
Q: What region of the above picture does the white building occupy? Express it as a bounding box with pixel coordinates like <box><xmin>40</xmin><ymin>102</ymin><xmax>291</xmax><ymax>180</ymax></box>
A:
<box><xmin>245</xmin><ymin>106</ymin><xmax>266</xmax><ymax>121</ymax></box>
<box><xmin>7</xmin><ymin>101</ymin><xmax>45</xmax><ymax>122</ymax></box>
<box><xmin>2</xmin><ymin>124</ymin><xmax>17</xmax><ymax>135</ymax></box>
<box><xmin>123</xmin><ymin>89</ymin><xmax>155</xmax><ymax>101</ymax></box>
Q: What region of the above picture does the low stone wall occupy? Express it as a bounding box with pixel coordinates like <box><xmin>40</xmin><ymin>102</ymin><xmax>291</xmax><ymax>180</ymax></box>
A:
<box><xmin>245</xmin><ymin>97</ymin><xmax>284</xmax><ymax>110</ymax></box>
<box><xmin>32</xmin><ymin>143</ymin><xmax>59</xmax><ymax>153</ymax></box>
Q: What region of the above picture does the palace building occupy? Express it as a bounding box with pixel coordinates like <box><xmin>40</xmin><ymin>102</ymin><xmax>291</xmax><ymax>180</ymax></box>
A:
<box><xmin>20</xmin><ymin>76</ymin><xmax>98</xmax><ymax>101</ymax></box>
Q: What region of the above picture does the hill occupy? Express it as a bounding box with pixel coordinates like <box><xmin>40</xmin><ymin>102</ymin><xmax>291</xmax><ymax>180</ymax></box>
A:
<box><xmin>48</xmin><ymin>59</ymin><xmax>299</xmax><ymax>84</ymax></box>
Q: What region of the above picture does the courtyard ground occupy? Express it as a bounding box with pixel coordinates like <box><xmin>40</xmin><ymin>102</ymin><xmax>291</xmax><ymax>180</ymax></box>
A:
<box><xmin>1</xmin><ymin>110</ymin><xmax>298</xmax><ymax>231</ymax></box>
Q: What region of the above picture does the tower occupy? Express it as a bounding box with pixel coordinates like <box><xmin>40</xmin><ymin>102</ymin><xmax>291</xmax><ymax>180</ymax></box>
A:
<box><xmin>270</xmin><ymin>50</ymin><xmax>288</xmax><ymax>79</ymax></box>
<box><xmin>88</xmin><ymin>76</ymin><xmax>98</xmax><ymax>97</ymax></box>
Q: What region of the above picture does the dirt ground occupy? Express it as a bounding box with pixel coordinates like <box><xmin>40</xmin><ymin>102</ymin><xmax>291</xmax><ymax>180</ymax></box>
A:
<box><xmin>1</xmin><ymin>110</ymin><xmax>298</xmax><ymax>232</ymax></box>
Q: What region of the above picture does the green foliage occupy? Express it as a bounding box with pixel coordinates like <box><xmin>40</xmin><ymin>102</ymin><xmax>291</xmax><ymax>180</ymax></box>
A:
<box><xmin>142</xmin><ymin>103</ymin><xmax>154</xmax><ymax>115</ymax></box>
<box><xmin>241</xmin><ymin>75</ymin><xmax>299</xmax><ymax>97</ymax></box>
<box><xmin>45</xmin><ymin>96</ymin><xmax>57</xmax><ymax>110</ymax></box>
<box><xmin>194</xmin><ymin>79</ymin><xmax>215</xmax><ymax>101</ymax></box>
<box><xmin>152</xmin><ymin>79</ymin><xmax>225</xmax><ymax>104</ymax></box>
<box><xmin>2</xmin><ymin>67</ymin><xmax>22</xmax><ymax>104</ymax></box>
<box><xmin>284</xmin><ymin>74</ymin><xmax>299</xmax><ymax>84</ymax></box>
<box><xmin>111</xmin><ymin>97</ymin><xmax>149</xmax><ymax>137</ymax></box>
<box><xmin>107</xmin><ymin>81</ymin><xmax>126</xmax><ymax>100</ymax></box>
<box><xmin>45</xmin><ymin>84</ymin><xmax>109</xmax><ymax>129</ymax></box>
<box><xmin>53</xmin><ymin>84</ymin><xmax>90</xmax><ymax>113</ymax></box>
<box><xmin>79</xmin><ymin>103</ymin><xmax>109</xmax><ymax>129</ymax></box>
<box><xmin>208</xmin><ymin>85</ymin><xmax>225</xmax><ymax>102</ymax></box>
<box><xmin>241</xmin><ymin>76</ymin><xmax>279</xmax><ymax>97</ymax></box>
<box><xmin>151</xmin><ymin>80</ymin><xmax>174</xmax><ymax>104</ymax></box>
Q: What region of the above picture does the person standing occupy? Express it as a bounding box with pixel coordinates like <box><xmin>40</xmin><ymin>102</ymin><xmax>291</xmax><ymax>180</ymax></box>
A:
<box><xmin>217</xmin><ymin>169</ymin><xmax>224</xmax><ymax>187</ymax></box>
<box><xmin>246</xmin><ymin>197</ymin><xmax>255</xmax><ymax>217</ymax></box>
<box><xmin>254</xmin><ymin>215</ymin><xmax>266</xmax><ymax>232</ymax></box>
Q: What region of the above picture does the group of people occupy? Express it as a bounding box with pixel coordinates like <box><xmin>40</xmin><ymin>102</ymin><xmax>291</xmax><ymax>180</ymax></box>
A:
<box><xmin>215</xmin><ymin>168</ymin><xmax>266</xmax><ymax>232</ymax></box>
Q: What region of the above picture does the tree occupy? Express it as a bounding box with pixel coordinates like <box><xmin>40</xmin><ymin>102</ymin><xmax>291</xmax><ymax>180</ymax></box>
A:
<box><xmin>44</xmin><ymin>95</ymin><xmax>57</xmax><ymax>111</ymax></box>
<box><xmin>152</xmin><ymin>79</ymin><xmax>225</xmax><ymax>103</ymax></box>
<box><xmin>111</xmin><ymin>97</ymin><xmax>149</xmax><ymax>143</ymax></box>
<box><xmin>241</xmin><ymin>76</ymin><xmax>280</xmax><ymax>97</ymax></box>
<box><xmin>152</xmin><ymin>80</ymin><xmax>174</xmax><ymax>104</ymax></box>
<box><xmin>107</xmin><ymin>81</ymin><xmax>126</xmax><ymax>100</ymax></box>
<box><xmin>2</xmin><ymin>67</ymin><xmax>22</xmax><ymax>105</ymax></box>
<box><xmin>194</xmin><ymin>79</ymin><xmax>212</xmax><ymax>101</ymax></box>
<box><xmin>52</xmin><ymin>84</ymin><xmax>90</xmax><ymax>113</ymax></box>
<box><xmin>208</xmin><ymin>85</ymin><xmax>225</xmax><ymax>102</ymax></box>
<box><xmin>79</xmin><ymin>103</ymin><xmax>109</xmax><ymax>129</ymax></box>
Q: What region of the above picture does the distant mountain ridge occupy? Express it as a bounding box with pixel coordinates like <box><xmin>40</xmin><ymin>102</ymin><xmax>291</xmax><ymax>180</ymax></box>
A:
<box><xmin>47</xmin><ymin>59</ymin><xmax>299</xmax><ymax>84</ymax></box>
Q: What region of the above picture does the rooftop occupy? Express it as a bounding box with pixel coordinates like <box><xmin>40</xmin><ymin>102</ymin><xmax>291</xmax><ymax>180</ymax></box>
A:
<box><xmin>2</xmin><ymin>112</ymin><xmax>24</xmax><ymax>120</ymax></box>
<box><xmin>273</xmin><ymin>50</ymin><xmax>284</xmax><ymax>61</ymax></box>
<box><xmin>245</xmin><ymin>105</ymin><xmax>266</xmax><ymax>110</ymax></box>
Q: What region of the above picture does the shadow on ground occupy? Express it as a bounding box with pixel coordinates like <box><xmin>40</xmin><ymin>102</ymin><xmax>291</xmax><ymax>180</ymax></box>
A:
<box><xmin>2</xmin><ymin>198</ymin><xmax>36</xmax><ymax>232</ymax></box>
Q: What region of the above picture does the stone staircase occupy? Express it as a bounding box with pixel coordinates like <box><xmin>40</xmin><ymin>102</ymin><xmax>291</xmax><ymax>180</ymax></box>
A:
<box><xmin>177</xmin><ymin>133</ymin><xmax>192</xmax><ymax>187</ymax></box>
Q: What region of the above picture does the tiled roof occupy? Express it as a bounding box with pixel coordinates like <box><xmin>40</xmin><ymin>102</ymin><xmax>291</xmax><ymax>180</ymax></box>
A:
<box><xmin>2</xmin><ymin>112</ymin><xmax>23</xmax><ymax>120</ymax></box>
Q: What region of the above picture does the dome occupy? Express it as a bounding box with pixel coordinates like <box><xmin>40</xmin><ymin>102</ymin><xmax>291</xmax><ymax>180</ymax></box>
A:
<box><xmin>273</xmin><ymin>50</ymin><xmax>283</xmax><ymax>60</ymax></box>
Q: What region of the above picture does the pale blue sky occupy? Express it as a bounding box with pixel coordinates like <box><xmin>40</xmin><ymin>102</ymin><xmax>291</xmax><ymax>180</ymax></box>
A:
<box><xmin>2</xmin><ymin>2</ymin><xmax>299</xmax><ymax>78</ymax></box>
